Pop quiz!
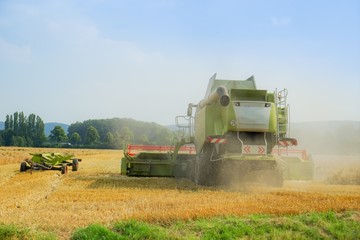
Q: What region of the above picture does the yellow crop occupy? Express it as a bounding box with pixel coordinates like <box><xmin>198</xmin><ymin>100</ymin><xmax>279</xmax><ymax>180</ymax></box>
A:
<box><xmin>0</xmin><ymin>147</ymin><xmax>359</xmax><ymax>240</ymax></box>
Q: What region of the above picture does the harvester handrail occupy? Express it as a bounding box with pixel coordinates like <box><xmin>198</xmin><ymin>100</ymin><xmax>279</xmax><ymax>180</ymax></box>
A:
<box><xmin>126</xmin><ymin>144</ymin><xmax>196</xmax><ymax>157</ymax></box>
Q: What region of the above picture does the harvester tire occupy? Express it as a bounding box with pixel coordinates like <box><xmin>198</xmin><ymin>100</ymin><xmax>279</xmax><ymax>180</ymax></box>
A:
<box><xmin>72</xmin><ymin>159</ymin><xmax>79</xmax><ymax>171</ymax></box>
<box><xmin>187</xmin><ymin>158</ymin><xmax>197</xmax><ymax>182</ymax></box>
<box><xmin>61</xmin><ymin>164</ymin><xmax>68</xmax><ymax>174</ymax></box>
<box><xmin>195</xmin><ymin>154</ymin><xmax>209</xmax><ymax>185</ymax></box>
<box><xmin>20</xmin><ymin>162</ymin><xmax>27</xmax><ymax>172</ymax></box>
<box><xmin>195</xmin><ymin>145</ymin><xmax>220</xmax><ymax>186</ymax></box>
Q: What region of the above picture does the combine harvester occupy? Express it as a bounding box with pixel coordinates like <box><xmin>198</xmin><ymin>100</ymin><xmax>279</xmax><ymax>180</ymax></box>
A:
<box><xmin>20</xmin><ymin>153</ymin><xmax>81</xmax><ymax>174</ymax></box>
<box><xmin>121</xmin><ymin>74</ymin><xmax>314</xmax><ymax>186</ymax></box>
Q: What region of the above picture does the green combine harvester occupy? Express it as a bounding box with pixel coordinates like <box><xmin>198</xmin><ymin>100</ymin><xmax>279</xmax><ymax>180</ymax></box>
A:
<box><xmin>20</xmin><ymin>153</ymin><xmax>81</xmax><ymax>174</ymax></box>
<box><xmin>121</xmin><ymin>73</ymin><xmax>314</xmax><ymax>186</ymax></box>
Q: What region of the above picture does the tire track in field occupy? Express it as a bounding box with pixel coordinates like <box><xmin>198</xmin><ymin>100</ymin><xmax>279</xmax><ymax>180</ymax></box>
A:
<box><xmin>0</xmin><ymin>164</ymin><xmax>18</xmax><ymax>187</ymax></box>
<box><xmin>0</xmin><ymin>168</ymin><xmax>62</xmax><ymax>210</ymax></box>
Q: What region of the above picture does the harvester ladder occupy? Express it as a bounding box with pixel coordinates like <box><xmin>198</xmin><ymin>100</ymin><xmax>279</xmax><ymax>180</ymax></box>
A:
<box><xmin>276</xmin><ymin>88</ymin><xmax>289</xmax><ymax>139</ymax></box>
<box><xmin>275</xmin><ymin>88</ymin><xmax>290</xmax><ymax>155</ymax></box>
<box><xmin>275</xmin><ymin>88</ymin><xmax>296</xmax><ymax>156</ymax></box>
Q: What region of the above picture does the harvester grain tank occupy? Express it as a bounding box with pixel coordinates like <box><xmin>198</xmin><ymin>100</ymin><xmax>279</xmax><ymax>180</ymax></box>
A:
<box><xmin>121</xmin><ymin>73</ymin><xmax>313</xmax><ymax>186</ymax></box>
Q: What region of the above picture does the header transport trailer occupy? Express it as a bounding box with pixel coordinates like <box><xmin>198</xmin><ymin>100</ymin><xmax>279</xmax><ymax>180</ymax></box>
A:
<box><xmin>121</xmin><ymin>74</ymin><xmax>314</xmax><ymax>186</ymax></box>
<box><xmin>20</xmin><ymin>152</ymin><xmax>81</xmax><ymax>174</ymax></box>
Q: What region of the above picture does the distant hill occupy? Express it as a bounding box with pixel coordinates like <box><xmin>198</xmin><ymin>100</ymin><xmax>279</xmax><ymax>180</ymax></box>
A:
<box><xmin>0</xmin><ymin>121</ymin><xmax>69</xmax><ymax>136</ymax></box>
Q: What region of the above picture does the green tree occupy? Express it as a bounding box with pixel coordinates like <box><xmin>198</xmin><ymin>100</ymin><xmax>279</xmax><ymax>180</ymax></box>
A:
<box><xmin>12</xmin><ymin>136</ymin><xmax>26</xmax><ymax>147</ymax></box>
<box><xmin>18</xmin><ymin>112</ymin><xmax>26</xmax><ymax>136</ymax></box>
<box><xmin>33</xmin><ymin>116</ymin><xmax>46</xmax><ymax>147</ymax></box>
<box><xmin>105</xmin><ymin>131</ymin><xmax>115</xmax><ymax>148</ymax></box>
<box><xmin>122</xmin><ymin>127</ymin><xmax>134</xmax><ymax>142</ymax></box>
<box><xmin>0</xmin><ymin>132</ymin><xmax>4</xmax><ymax>146</ymax></box>
<box><xmin>3</xmin><ymin>112</ymin><xmax>46</xmax><ymax>147</ymax></box>
<box><xmin>13</xmin><ymin>112</ymin><xmax>19</xmax><ymax>134</ymax></box>
<box><xmin>156</xmin><ymin>128</ymin><xmax>174</xmax><ymax>145</ymax></box>
<box><xmin>4</xmin><ymin>115</ymin><xmax>10</xmax><ymax>130</ymax></box>
<box><xmin>27</xmin><ymin>114</ymin><xmax>36</xmax><ymax>140</ymax></box>
<box><xmin>9</xmin><ymin>115</ymin><xmax>14</xmax><ymax>130</ymax></box>
<box><xmin>85</xmin><ymin>126</ymin><xmax>100</xmax><ymax>145</ymax></box>
<box><xmin>49</xmin><ymin>126</ymin><xmax>67</xmax><ymax>143</ymax></box>
<box><xmin>140</xmin><ymin>134</ymin><xmax>149</xmax><ymax>144</ymax></box>
<box><xmin>3</xmin><ymin>129</ymin><xmax>15</xmax><ymax>146</ymax></box>
<box><xmin>120</xmin><ymin>127</ymin><xmax>134</xmax><ymax>148</ymax></box>
<box><xmin>67</xmin><ymin>117</ymin><xmax>174</xmax><ymax>148</ymax></box>
<box><xmin>70</xmin><ymin>132</ymin><xmax>81</xmax><ymax>145</ymax></box>
<box><xmin>113</xmin><ymin>132</ymin><xmax>123</xmax><ymax>149</ymax></box>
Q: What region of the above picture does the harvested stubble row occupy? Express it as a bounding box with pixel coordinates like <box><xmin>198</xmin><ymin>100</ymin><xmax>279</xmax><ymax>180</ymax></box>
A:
<box><xmin>0</xmin><ymin>147</ymin><xmax>359</xmax><ymax>239</ymax></box>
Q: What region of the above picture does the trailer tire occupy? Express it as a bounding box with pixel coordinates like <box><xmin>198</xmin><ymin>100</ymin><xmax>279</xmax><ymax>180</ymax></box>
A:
<box><xmin>20</xmin><ymin>162</ymin><xmax>27</xmax><ymax>172</ymax></box>
<box><xmin>61</xmin><ymin>164</ymin><xmax>68</xmax><ymax>174</ymax></box>
<box><xmin>72</xmin><ymin>159</ymin><xmax>79</xmax><ymax>171</ymax></box>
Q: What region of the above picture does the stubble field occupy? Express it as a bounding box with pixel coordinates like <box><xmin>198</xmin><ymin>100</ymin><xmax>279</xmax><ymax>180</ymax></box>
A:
<box><xmin>0</xmin><ymin>147</ymin><xmax>359</xmax><ymax>239</ymax></box>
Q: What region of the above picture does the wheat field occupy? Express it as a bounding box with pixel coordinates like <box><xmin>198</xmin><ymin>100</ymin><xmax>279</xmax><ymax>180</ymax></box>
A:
<box><xmin>0</xmin><ymin>147</ymin><xmax>359</xmax><ymax>239</ymax></box>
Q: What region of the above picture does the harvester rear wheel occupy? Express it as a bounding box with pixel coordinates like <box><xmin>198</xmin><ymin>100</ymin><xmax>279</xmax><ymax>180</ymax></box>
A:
<box><xmin>195</xmin><ymin>145</ymin><xmax>219</xmax><ymax>186</ymax></box>
<box><xmin>195</xmin><ymin>154</ymin><xmax>209</xmax><ymax>185</ymax></box>
<box><xmin>72</xmin><ymin>159</ymin><xmax>79</xmax><ymax>171</ymax></box>
<box><xmin>187</xmin><ymin>158</ymin><xmax>197</xmax><ymax>183</ymax></box>
<box><xmin>20</xmin><ymin>162</ymin><xmax>27</xmax><ymax>172</ymax></box>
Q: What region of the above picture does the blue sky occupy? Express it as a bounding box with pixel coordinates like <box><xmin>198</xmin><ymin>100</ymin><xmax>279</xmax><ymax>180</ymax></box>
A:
<box><xmin>0</xmin><ymin>0</ymin><xmax>359</xmax><ymax>125</ymax></box>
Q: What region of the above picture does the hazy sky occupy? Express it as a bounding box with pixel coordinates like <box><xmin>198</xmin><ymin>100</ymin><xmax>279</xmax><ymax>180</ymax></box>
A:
<box><xmin>1</xmin><ymin>0</ymin><xmax>359</xmax><ymax>125</ymax></box>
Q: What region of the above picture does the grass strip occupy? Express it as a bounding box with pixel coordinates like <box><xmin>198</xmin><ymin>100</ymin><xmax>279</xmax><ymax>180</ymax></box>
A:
<box><xmin>71</xmin><ymin>211</ymin><xmax>360</xmax><ymax>240</ymax></box>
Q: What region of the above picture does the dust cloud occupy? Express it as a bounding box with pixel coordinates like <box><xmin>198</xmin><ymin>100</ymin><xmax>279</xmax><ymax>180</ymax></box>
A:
<box><xmin>313</xmin><ymin>154</ymin><xmax>360</xmax><ymax>184</ymax></box>
<box><xmin>291</xmin><ymin>121</ymin><xmax>360</xmax><ymax>184</ymax></box>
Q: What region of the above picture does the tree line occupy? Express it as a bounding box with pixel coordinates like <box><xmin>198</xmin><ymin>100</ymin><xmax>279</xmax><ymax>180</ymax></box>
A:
<box><xmin>66</xmin><ymin>118</ymin><xmax>175</xmax><ymax>149</ymax></box>
<box><xmin>0</xmin><ymin>112</ymin><xmax>46</xmax><ymax>147</ymax></box>
<box><xmin>0</xmin><ymin>112</ymin><xmax>175</xmax><ymax>149</ymax></box>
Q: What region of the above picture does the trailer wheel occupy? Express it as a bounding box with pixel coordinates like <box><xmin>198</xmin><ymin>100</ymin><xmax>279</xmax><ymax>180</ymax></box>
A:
<box><xmin>72</xmin><ymin>159</ymin><xmax>79</xmax><ymax>171</ymax></box>
<box><xmin>61</xmin><ymin>164</ymin><xmax>68</xmax><ymax>174</ymax></box>
<box><xmin>20</xmin><ymin>162</ymin><xmax>27</xmax><ymax>172</ymax></box>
